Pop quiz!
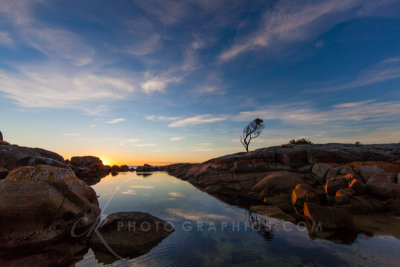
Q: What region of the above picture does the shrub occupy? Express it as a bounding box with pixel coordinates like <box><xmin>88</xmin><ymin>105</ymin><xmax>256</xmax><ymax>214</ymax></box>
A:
<box><xmin>288</xmin><ymin>138</ymin><xmax>313</xmax><ymax>145</ymax></box>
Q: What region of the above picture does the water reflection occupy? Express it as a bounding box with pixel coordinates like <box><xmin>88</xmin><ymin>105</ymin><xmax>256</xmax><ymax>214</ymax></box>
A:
<box><xmin>0</xmin><ymin>239</ymin><xmax>89</xmax><ymax>266</ymax></box>
<box><xmin>4</xmin><ymin>171</ymin><xmax>393</xmax><ymax>266</ymax></box>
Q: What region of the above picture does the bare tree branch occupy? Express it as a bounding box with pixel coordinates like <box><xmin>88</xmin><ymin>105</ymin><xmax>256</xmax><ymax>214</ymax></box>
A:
<box><xmin>240</xmin><ymin>118</ymin><xmax>264</xmax><ymax>152</ymax></box>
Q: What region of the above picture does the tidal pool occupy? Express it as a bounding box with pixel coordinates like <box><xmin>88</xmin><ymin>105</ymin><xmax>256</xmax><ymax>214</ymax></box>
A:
<box><xmin>75</xmin><ymin>172</ymin><xmax>400</xmax><ymax>266</ymax></box>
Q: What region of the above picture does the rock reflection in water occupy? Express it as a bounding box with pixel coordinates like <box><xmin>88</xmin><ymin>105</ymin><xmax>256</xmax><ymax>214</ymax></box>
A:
<box><xmin>0</xmin><ymin>239</ymin><xmax>89</xmax><ymax>266</ymax></box>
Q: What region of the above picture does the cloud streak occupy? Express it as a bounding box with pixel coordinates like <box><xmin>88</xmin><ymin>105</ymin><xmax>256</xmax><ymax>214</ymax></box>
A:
<box><xmin>170</xmin><ymin>136</ymin><xmax>185</xmax><ymax>141</ymax></box>
<box><xmin>219</xmin><ymin>0</ymin><xmax>366</xmax><ymax>62</ymax></box>
<box><xmin>168</xmin><ymin>114</ymin><xmax>227</xmax><ymax>127</ymax></box>
<box><xmin>311</xmin><ymin>56</ymin><xmax>400</xmax><ymax>92</ymax></box>
<box><xmin>149</xmin><ymin>99</ymin><xmax>400</xmax><ymax>128</ymax></box>
<box><xmin>105</xmin><ymin>118</ymin><xmax>126</xmax><ymax>124</ymax></box>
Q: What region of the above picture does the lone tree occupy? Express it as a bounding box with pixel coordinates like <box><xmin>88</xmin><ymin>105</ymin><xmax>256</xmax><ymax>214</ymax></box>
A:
<box><xmin>240</xmin><ymin>118</ymin><xmax>264</xmax><ymax>152</ymax></box>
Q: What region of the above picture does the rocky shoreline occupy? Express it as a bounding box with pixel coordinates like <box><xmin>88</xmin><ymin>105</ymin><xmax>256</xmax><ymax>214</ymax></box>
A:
<box><xmin>163</xmin><ymin>143</ymin><xmax>400</xmax><ymax>231</ymax></box>
<box><xmin>1</xmin><ymin>136</ymin><xmax>400</xmax><ymax>264</ymax></box>
<box><xmin>0</xmin><ymin>138</ymin><xmax>173</xmax><ymax>265</ymax></box>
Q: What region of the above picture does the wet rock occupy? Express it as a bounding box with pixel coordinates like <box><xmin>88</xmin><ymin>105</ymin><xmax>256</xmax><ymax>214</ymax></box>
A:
<box><xmin>89</xmin><ymin>212</ymin><xmax>174</xmax><ymax>264</ymax></box>
<box><xmin>312</xmin><ymin>163</ymin><xmax>333</xmax><ymax>185</ymax></box>
<box><xmin>291</xmin><ymin>184</ymin><xmax>312</xmax><ymax>207</ymax></box>
<box><xmin>0</xmin><ymin>165</ymin><xmax>100</xmax><ymax>248</ymax></box>
<box><xmin>304</xmin><ymin>202</ymin><xmax>354</xmax><ymax>230</ymax></box>
<box><xmin>250</xmin><ymin>205</ymin><xmax>295</xmax><ymax>222</ymax></box>
<box><xmin>0</xmin><ymin>168</ymin><xmax>8</xmax><ymax>180</ymax></box>
<box><xmin>254</xmin><ymin>171</ymin><xmax>304</xmax><ymax>198</ymax></box>
<box><xmin>325</xmin><ymin>176</ymin><xmax>348</xmax><ymax>196</ymax></box>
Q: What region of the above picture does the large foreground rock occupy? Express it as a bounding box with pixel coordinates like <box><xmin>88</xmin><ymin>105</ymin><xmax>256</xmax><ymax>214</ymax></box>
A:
<box><xmin>0</xmin><ymin>165</ymin><xmax>100</xmax><ymax>248</ymax></box>
<box><xmin>0</xmin><ymin>144</ymin><xmax>66</xmax><ymax>170</ymax></box>
<box><xmin>89</xmin><ymin>212</ymin><xmax>174</xmax><ymax>263</ymax></box>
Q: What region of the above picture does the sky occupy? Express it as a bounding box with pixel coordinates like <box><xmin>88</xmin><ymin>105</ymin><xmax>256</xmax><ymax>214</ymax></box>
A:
<box><xmin>1</xmin><ymin>0</ymin><xmax>400</xmax><ymax>165</ymax></box>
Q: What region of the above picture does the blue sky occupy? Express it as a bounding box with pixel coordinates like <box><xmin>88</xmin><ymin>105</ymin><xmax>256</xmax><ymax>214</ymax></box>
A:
<box><xmin>1</xmin><ymin>0</ymin><xmax>400</xmax><ymax>164</ymax></box>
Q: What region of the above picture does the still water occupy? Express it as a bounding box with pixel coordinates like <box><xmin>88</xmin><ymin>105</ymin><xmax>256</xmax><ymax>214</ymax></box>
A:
<box><xmin>76</xmin><ymin>172</ymin><xmax>400</xmax><ymax>266</ymax></box>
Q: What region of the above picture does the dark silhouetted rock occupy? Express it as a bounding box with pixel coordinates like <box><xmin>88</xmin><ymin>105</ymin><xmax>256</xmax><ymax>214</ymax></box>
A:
<box><xmin>89</xmin><ymin>212</ymin><xmax>174</xmax><ymax>264</ymax></box>
<box><xmin>0</xmin><ymin>144</ymin><xmax>66</xmax><ymax>170</ymax></box>
<box><xmin>69</xmin><ymin>156</ymin><xmax>110</xmax><ymax>185</ymax></box>
<box><xmin>119</xmin><ymin>165</ymin><xmax>130</xmax><ymax>172</ymax></box>
<box><xmin>136</xmin><ymin>164</ymin><xmax>159</xmax><ymax>172</ymax></box>
<box><xmin>0</xmin><ymin>165</ymin><xmax>100</xmax><ymax>248</ymax></box>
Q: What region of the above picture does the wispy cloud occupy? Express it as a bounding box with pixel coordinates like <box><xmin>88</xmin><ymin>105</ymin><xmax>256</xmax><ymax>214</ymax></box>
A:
<box><xmin>233</xmin><ymin>100</ymin><xmax>400</xmax><ymax>124</ymax></box>
<box><xmin>0</xmin><ymin>66</ymin><xmax>136</xmax><ymax>114</ymax></box>
<box><xmin>154</xmin><ymin>99</ymin><xmax>400</xmax><ymax>129</ymax></box>
<box><xmin>133</xmin><ymin>143</ymin><xmax>157</xmax><ymax>147</ymax></box>
<box><xmin>127</xmin><ymin>138</ymin><xmax>141</xmax><ymax>143</ymax></box>
<box><xmin>169</xmin><ymin>136</ymin><xmax>185</xmax><ymax>141</ymax></box>
<box><xmin>219</xmin><ymin>0</ymin><xmax>365</xmax><ymax>62</ymax></box>
<box><xmin>141</xmin><ymin>72</ymin><xmax>182</xmax><ymax>94</ymax></box>
<box><xmin>311</xmin><ymin>56</ymin><xmax>400</xmax><ymax>92</ymax></box>
<box><xmin>0</xmin><ymin>31</ymin><xmax>14</xmax><ymax>46</ymax></box>
<box><xmin>129</xmin><ymin>185</ymin><xmax>155</xmax><ymax>189</ymax></box>
<box><xmin>121</xmin><ymin>189</ymin><xmax>136</xmax><ymax>195</ymax></box>
<box><xmin>64</xmin><ymin>133</ymin><xmax>80</xmax><ymax>136</ymax></box>
<box><xmin>125</xmin><ymin>34</ymin><xmax>161</xmax><ymax>56</ymax></box>
<box><xmin>105</xmin><ymin>118</ymin><xmax>126</xmax><ymax>124</ymax></box>
<box><xmin>146</xmin><ymin>115</ymin><xmax>182</xmax><ymax>122</ymax></box>
<box><xmin>168</xmin><ymin>192</ymin><xmax>185</xmax><ymax>197</ymax></box>
<box><xmin>168</xmin><ymin>114</ymin><xmax>227</xmax><ymax>127</ymax></box>
<box><xmin>166</xmin><ymin>208</ymin><xmax>230</xmax><ymax>223</ymax></box>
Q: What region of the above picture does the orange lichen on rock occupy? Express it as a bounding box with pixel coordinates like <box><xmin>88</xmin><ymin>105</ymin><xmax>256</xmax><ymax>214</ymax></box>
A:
<box><xmin>5</xmin><ymin>165</ymin><xmax>78</xmax><ymax>183</ymax></box>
